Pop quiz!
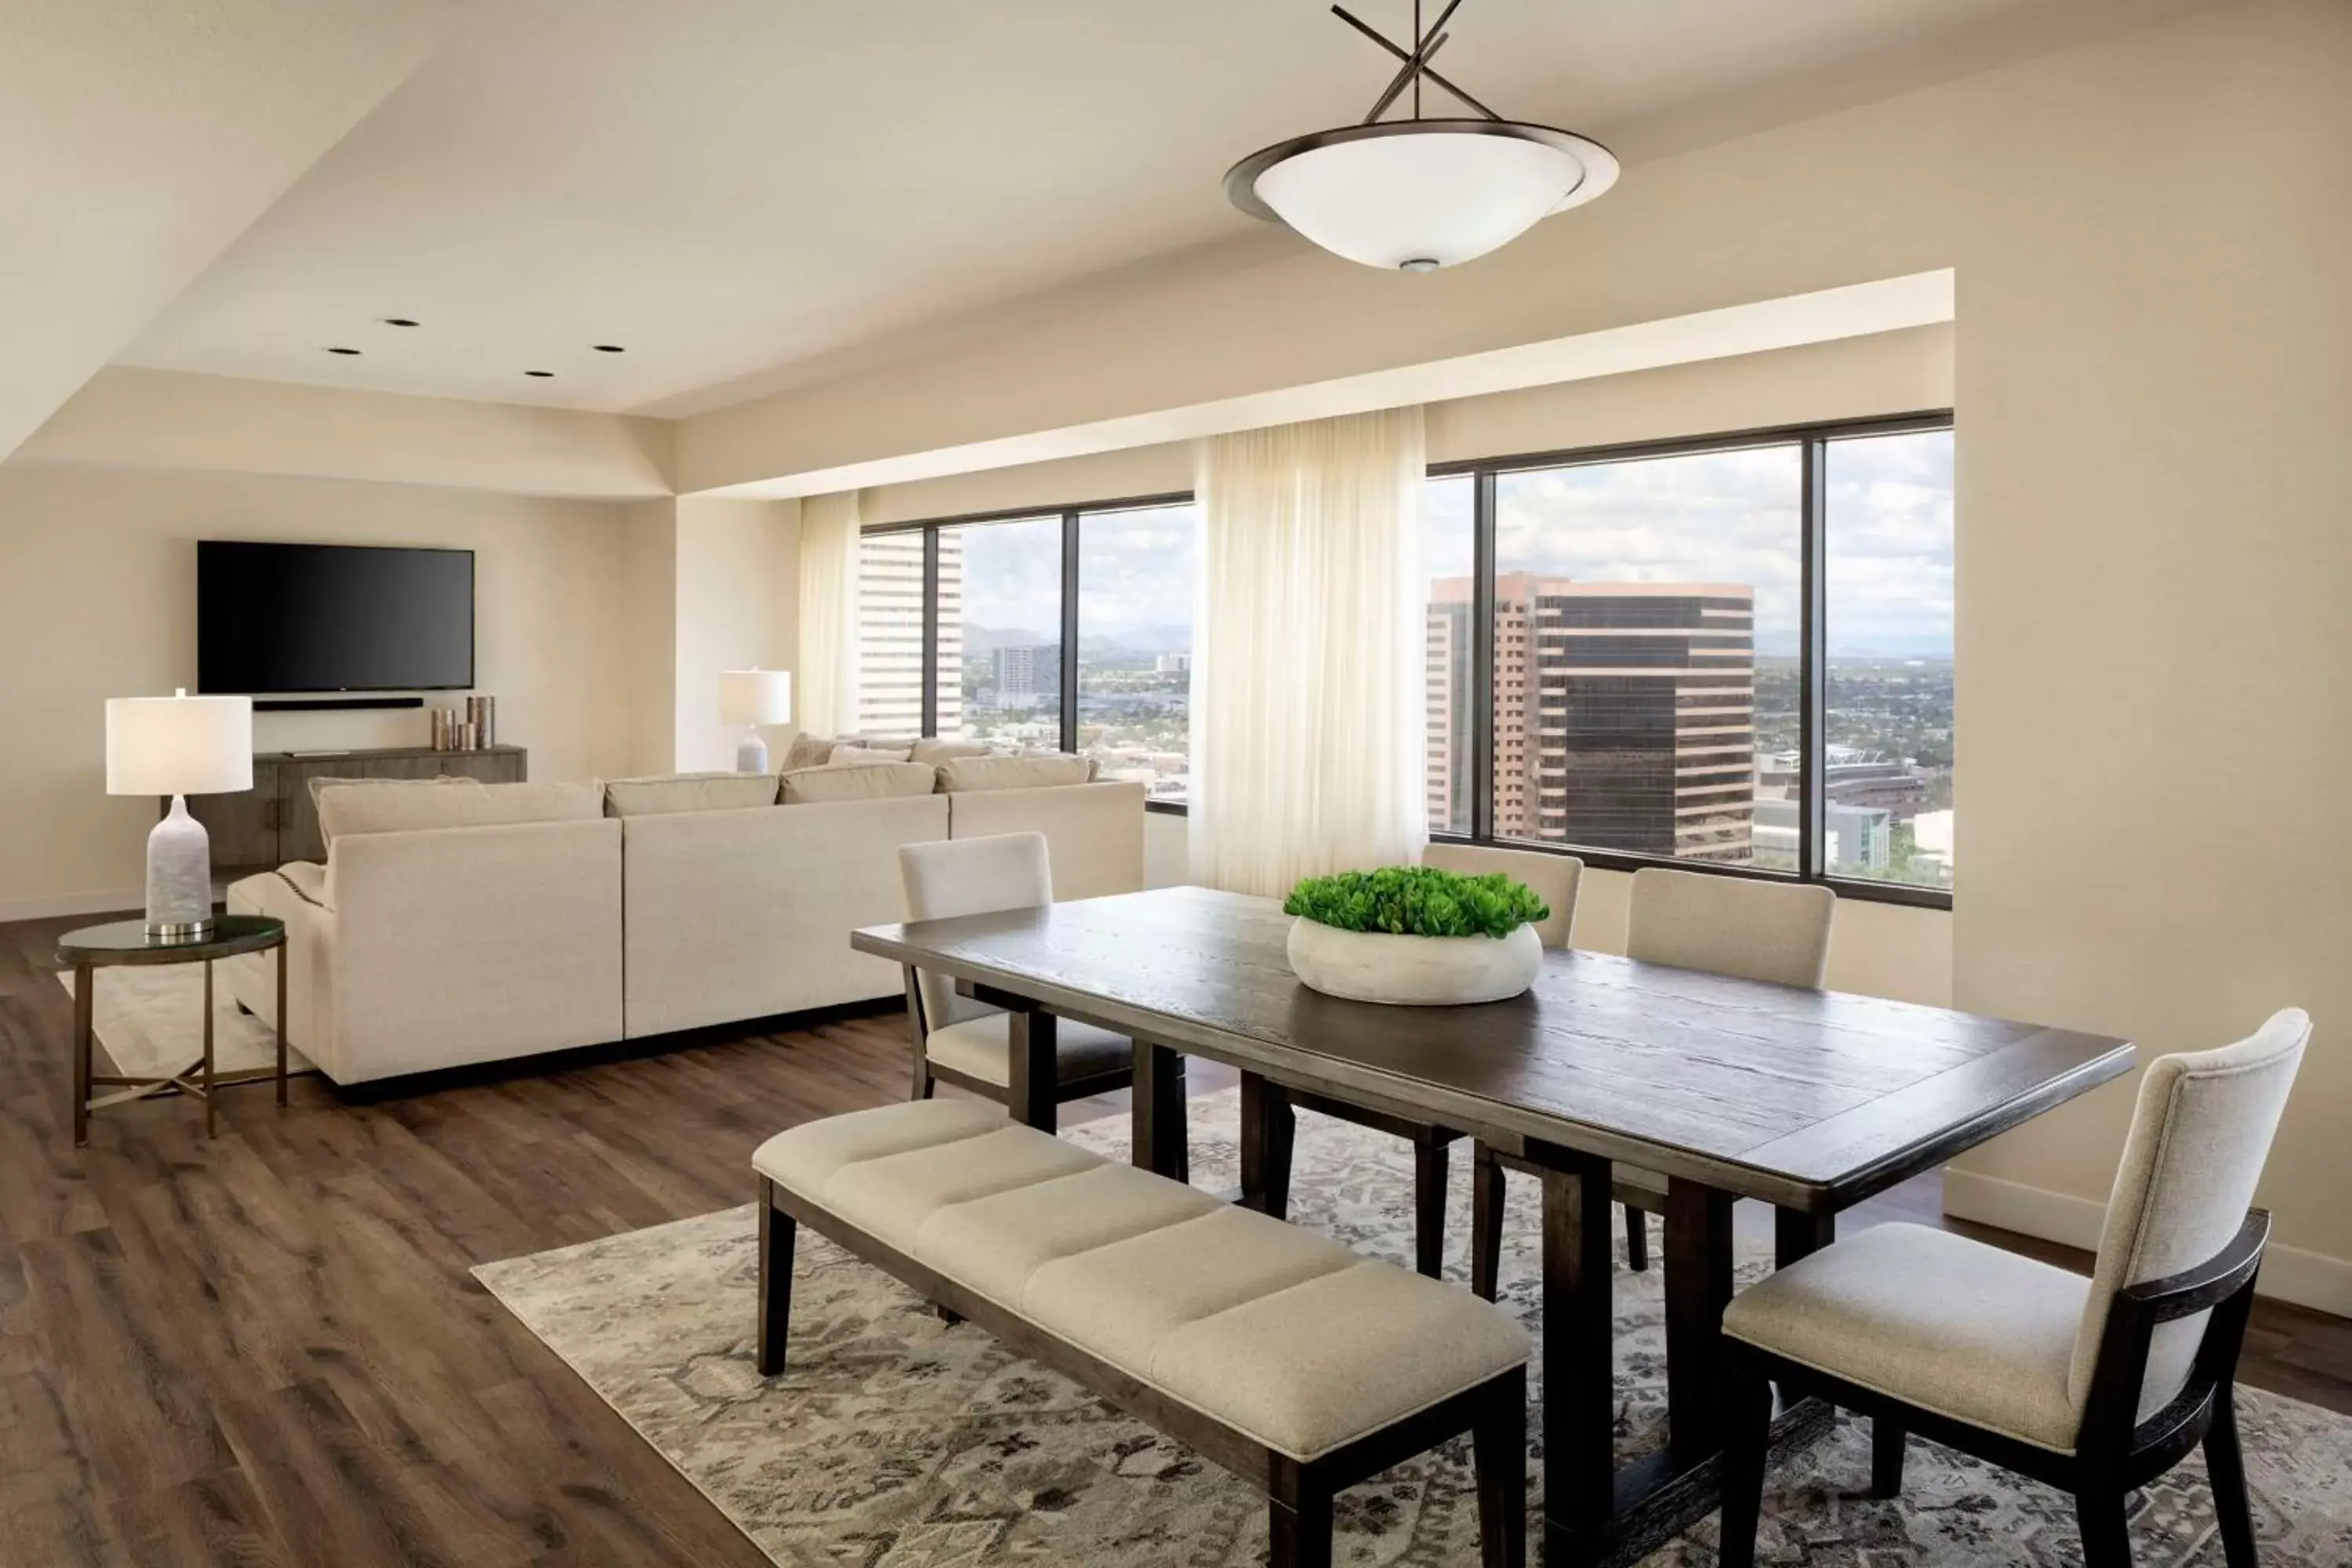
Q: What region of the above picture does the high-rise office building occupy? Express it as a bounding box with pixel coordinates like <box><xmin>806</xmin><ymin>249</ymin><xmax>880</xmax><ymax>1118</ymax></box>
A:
<box><xmin>992</xmin><ymin>643</ymin><xmax>1061</xmax><ymax>707</ymax></box>
<box><xmin>858</xmin><ymin>528</ymin><xmax>962</xmax><ymax>735</ymax></box>
<box><xmin>1427</xmin><ymin>575</ymin><xmax>1757</xmax><ymax>862</ymax></box>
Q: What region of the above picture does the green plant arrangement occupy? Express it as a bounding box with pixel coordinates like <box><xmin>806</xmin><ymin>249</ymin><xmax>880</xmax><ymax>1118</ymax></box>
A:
<box><xmin>1283</xmin><ymin>866</ymin><xmax>1550</xmax><ymax>941</ymax></box>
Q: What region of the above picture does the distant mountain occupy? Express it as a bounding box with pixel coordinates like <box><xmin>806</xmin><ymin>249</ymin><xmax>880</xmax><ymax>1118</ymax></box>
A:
<box><xmin>960</xmin><ymin>624</ymin><xmax>1058</xmax><ymax>656</ymax></box>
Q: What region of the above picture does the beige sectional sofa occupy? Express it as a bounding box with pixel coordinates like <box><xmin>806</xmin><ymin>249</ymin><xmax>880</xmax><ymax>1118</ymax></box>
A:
<box><xmin>223</xmin><ymin>764</ymin><xmax>1145</xmax><ymax>1084</ymax></box>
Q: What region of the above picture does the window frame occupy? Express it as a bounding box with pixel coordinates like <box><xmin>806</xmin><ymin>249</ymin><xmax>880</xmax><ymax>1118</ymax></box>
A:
<box><xmin>860</xmin><ymin>491</ymin><xmax>1196</xmax><ymax>815</ymax></box>
<box><xmin>861</xmin><ymin>408</ymin><xmax>1956</xmax><ymax>907</ymax></box>
<box><xmin>1431</xmin><ymin>408</ymin><xmax>1954</xmax><ymax>910</ymax></box>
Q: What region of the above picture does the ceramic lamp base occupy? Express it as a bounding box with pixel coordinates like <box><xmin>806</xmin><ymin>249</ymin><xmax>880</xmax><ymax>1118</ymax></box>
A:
<box><xmin>736</xmin><ymin>730</ymin><xmax>770</xmax><ymax>774</ymax></box>
<box><xmin>145</xmin><ymin>796</ymin><xmax>216</xmax><ymax>940</ymax></box>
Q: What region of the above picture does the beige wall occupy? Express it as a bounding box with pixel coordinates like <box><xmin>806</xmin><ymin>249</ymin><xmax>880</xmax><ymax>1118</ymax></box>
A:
<box><xmin>621</xmin><ymin>500</ymin><xmax>681</xmax><ymax>776</ymax></box>
<box><xmin>0</xmin><ymin>464</ymin><xmax>646</xmax><ymax>916</ymax></box>
<box><xmin>859</xmin><ymin>325</ymin><xmax>1952</xmax><ymax>524</ymax></box>
<box><xmin>670</xmin><ymin>496</ymin><xmax>800</xmax><ymax>773</ymax></box>
<box><xmin>682</xmin><ymin>2</ymin><xmax>2352</xmax><ymax>1308</ymax></box>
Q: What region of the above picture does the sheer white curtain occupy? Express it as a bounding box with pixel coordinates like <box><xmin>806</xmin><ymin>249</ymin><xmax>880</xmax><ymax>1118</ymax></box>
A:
<box><xmin>796</xmin><ymin>492</ymin><xmax>862</xmax><ymax>738</ymax></box>
<box><xmin>1190</xmin><ymin>408</ymin><xmax>1428</xmax><ymax>897</ymax></box>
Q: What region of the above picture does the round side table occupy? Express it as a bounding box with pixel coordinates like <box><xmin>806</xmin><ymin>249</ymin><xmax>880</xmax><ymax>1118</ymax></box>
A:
<box><xmin>55</xmin><ymin>915</ymin><xmax>287</xmax><ymax>1145</ymax></box>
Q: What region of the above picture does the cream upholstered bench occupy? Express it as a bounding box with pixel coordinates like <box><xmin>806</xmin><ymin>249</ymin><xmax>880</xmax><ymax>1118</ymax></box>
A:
<box><xmin>753</xmin><ymin>1099</ymin><xmax>1530</xmax><ymax>1568</ymax></box>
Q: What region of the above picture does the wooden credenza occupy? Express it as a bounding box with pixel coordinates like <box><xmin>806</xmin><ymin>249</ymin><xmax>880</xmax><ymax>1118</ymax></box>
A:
<box><xmin>187</xmin><ymin>746</ymin><xmax>529</xmax><ymax>879</ymax></box>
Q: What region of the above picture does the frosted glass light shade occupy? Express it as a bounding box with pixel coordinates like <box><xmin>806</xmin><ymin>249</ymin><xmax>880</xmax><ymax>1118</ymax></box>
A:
<box><xmin>718</xmin><ymin>668</ymin><xmax>793</xmax><ymax>727</ymax></box>
<box><xmin>106</xmin><ymin>691</ymin><xmax>252</xmax><ymax>796</ymax></box>
<box><xmin>1229</xmin><ymin>120</ymin><xmax>1617</xmax><ymax>271</ymax></box>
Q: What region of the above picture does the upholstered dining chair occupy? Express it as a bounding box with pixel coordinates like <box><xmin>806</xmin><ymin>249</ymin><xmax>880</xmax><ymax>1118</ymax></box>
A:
<box><xmin>1260</xmin><ymin>844</ymin><xmax>1581</xmax><ymax>1279</ymax></box>
<box><xmin>896</xmin><ymin>833</ymin><xmax>1135</xmax><ymax>1119</ymax></box>
<box><xmin>1716</xmin><ymin>1007</ymin><xmax>2309</xmax><ymax>1568</ymax></box>
<box><xmin>1469</xmin><ymin>866</ymin><xmax>1835</xmax><ymax>1294</ymax></box>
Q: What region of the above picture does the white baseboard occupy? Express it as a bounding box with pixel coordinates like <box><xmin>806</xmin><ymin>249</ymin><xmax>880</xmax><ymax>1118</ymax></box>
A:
<box><xmin>1944</xmin><ymin>1167</ymin><xmax>2352</xmax><ymax>1319</ymax></box>
<box><xmin>0</xmin><ymin>887</ymin><xmax>144</xmax><ymax>926</ymax></box>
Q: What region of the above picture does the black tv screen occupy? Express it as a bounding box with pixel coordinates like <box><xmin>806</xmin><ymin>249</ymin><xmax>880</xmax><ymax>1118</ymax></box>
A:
<box><xmin>198</xmin><ymin>541</ymin><xmax>474</xmax><ymax>693</ymax></box>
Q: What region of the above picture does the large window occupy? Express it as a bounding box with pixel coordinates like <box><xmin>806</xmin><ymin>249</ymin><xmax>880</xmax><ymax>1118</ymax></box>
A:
<box><xmin>858</xmin><ymin>414</ymin><xmax>1953</xmax><ymax>902</ymax></box>
<box><xmin>941</xmin><ymin>514</ymin><xmax>1062</xmax><ymax>748</ymax></box>
<box><xmin>853</xmin><ymin>495</ymin><xmax>1197</xmax><ymax>807</ymax></box>
<box><xmin>1078</xmin><ymin>501</ymin><xmax>1197</xmax><ymax>804</ymax></box>
<box><xmin>856</xmin><ymin>528</ymin><xmax>924</xmax><ymax>735</ymax></box>
<box><xmin>1427</xmin><ymin>413</ymin><xmax>1953</xmax><ymax>906</ymax></box>
<box><xmin>1824</xmin><ymin>428</ymin><xmax>1955</xmax><ymax>890</ymax></box>
<box><xmin>1486</xmin><ymin>445</ymin><xmax>1797</xmax><ymax>866</ymax></box>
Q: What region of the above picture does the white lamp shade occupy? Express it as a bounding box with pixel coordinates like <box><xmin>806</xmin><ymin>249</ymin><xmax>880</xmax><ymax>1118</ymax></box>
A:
<box><xmin>106</xmin><ymin>692</ymin><xmax>252</xmax><ymax>796</ymax></box>
<box><xmin>1250</xmin><ymin>128</ymin><xmax>1613</xmax><ymax>270</ymax></box>
<box><xmin>718</xmin><ymin>668</ymin><xmax>793</xmax><ymax>727</ymax></box>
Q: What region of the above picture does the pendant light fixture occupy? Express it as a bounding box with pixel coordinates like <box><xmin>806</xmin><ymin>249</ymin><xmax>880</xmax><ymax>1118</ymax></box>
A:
<box><xmin>1225</xmin><ymin>0</ymin><xmax>1617</xmax><ymax>271</ymax></box>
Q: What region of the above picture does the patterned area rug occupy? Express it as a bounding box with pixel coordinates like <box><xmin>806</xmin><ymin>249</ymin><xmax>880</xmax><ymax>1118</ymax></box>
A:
<box><xmin>476</xmin><ymin>1091</ymin><xmax>2352</xmax><ymax>1566</ymax></box>
<box><xmin>56</xmin><ymin>964</ymin><xmax>315</xmax><ymax>1080</ymax></box>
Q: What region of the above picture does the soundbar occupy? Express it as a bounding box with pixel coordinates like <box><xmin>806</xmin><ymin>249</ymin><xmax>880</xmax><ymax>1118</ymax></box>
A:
<box><xmin>252</xmin><ymin>695</ymin><xmax>427</xmax><ymax>713</ymax></box>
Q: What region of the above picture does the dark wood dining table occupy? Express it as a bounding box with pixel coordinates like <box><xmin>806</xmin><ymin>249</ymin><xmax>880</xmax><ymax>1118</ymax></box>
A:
<box><xmin>851</xmin><ymin>884</ymin><xmax>2135</xmax><ymax>1566</ymax></box>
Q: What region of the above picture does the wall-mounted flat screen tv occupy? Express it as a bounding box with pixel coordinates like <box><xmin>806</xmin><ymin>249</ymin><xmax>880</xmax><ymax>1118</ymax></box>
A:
<box><xmin>198</xmin><ymin>541</ymin><xmax>475</xmax><ymax>693</ymax></box>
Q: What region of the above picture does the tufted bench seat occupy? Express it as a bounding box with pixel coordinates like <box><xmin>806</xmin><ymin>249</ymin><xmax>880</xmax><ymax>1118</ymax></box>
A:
<box><xmin>753</xmin><ymin>1098</ymin><xmax>1530</xmax><ymax>1568</ymax></box>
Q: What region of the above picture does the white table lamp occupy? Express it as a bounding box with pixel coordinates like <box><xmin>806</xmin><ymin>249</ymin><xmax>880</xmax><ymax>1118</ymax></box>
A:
<box><xmin>106</xmin><ymin>689</ymin><xmax>252</xmax><ymax>939</ymax></box>
<box><xmin>718</xmin><ymin>669</ymin><xmax>792</xmax><ymax>773</ymax></box>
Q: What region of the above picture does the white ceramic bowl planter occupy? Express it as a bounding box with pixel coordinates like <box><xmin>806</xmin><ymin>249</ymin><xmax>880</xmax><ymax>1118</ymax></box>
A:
<box><xmin>1287</xmin><ymin>917</ymin><xmax>1542</xmax><ymax>1005</ymax></box>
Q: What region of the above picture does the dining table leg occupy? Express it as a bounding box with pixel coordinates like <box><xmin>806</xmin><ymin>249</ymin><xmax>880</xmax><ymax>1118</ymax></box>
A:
<box><xmin>1534</xmin><ymin>1141</ymin><xmax>1616</xmax><ymax>1568</ymax></box>
<box><xmin>1004</xmin><ymin>1006</ymin><xmax>1058</xmax><ymax>1132</ymax></box>
<box><xmin>1664</xmin><ymin>1179</ymin><xmax>1737</xmax><ymax>1468</ymax></box>
<box><xmin>1773</xmin><ymin>1207</ymin><xmax>1835</xmax><ymax>1268</ymax></box>
<box><xmin>1131</xmin><ymin>1041</ymin><xmax>1189</xmax><ymax>1183</ymax></box>
<box><xmin>1238</xmin><ymin>1072</ymin><xmax>1294</xmax><ymax>1220</ymax></box>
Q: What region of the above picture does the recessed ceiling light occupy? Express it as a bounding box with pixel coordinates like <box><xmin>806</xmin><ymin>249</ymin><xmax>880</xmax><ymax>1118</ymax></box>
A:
<box><xmin>325</xmin><ymin>347</ymin><xmax>361</xmax><ymax>355</ymax></box>
<box><xmin>382</xmin><ymin>318</ymin><xmax>420</xmax><ymax>328</ymax></box>
<box><xmin>592</xmin><ymin>344</ymin><xmax>625</xmax><ymax>353</ymax></box>
<box><xmin>524</xmin><ymin>370</ymin><xmax>554</xmax><ymax>378</ymax></box>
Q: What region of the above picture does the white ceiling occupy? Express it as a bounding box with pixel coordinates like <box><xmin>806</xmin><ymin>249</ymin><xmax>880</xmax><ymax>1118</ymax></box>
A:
<box><xmin>114</xmin><ymin>0</ymin><xmax>2197</xmax><ymax>419</ymax></box>
<box><xmin>0</xmin><ymin>0</ymin><xmax>470</xmax><ymax>460</ymax></box>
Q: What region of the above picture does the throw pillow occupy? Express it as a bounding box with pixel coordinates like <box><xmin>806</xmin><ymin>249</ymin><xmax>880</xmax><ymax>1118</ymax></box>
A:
<box><xmin>909</xmin><ymin>737</ymin><xmax>996</xmax><ymax>764</ymax></box>
<box><xmin>603</xmin><ymin>771</ymin><xmax>781</xmax><ymax>817</ymax></box>
<box><xmin>933</xmin><ymin>753</ymin><xmax>1096</xmax><ymax>793</ymax></box>
<box><xmin>782</xmin><ymin>731</ymin><xmax>840</xmax><ymax>771</ymax></box>
<box><xmin>314</xmin><ymin>779</ymin><xmax>604</xmax><ymax>848</ymax></box>
<box><xmin>780</xmin><ymin>760</ymin><xmax>938</xmax><ymax>804</ymax></box>
<box><xmin>828</xmin><ymin>743</ymin><xmax>914</xmax><ymax>764</ymax></box>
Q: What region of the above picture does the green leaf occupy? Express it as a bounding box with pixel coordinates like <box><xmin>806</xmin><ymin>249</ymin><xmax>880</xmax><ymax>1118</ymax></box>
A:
<box><xmin>1282</xmin><ymin>866</ymin><xmax>1551</xmax><ymax>940</ymax></box>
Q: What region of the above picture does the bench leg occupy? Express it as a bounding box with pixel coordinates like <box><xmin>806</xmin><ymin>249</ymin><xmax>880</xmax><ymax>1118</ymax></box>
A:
<box><xmin>757</xmin><ymin>1178</ymin><xmax>796</xmax><ymax>1376</ymax></box>
<box><xmin>1624</xmin><ymin>1203</ymin><xmax>1650</xmax><ymax>1272</ymax></box>
<box><xmin>1268</xmin><ymin>1460</ymin><xmax>1333</xmax><ymax>1568</ymax></box>
<box><xmin>1414</xmin><ymin>1138</ymin><xmax>1450</xmax><ymax>1279</ymax></box>
<box><xmin>1474</xmin><ymin>1369</ymin><xmax>1528</xmax><ymax>1568</ymax></box>
<box><xmin>1871</xmin><ymin>1416</ymin><xmax>1907</xmax><ymax>1497</ymax></box>
<box><xmin>1472</xmin><ymin>1143</ymin><xmax>1505</xmax><ymax>1301</ymax></box>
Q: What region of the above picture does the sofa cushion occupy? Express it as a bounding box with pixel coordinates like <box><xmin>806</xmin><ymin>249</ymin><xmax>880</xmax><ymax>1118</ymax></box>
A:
<box><xmin>314</xmin><ymin>779</ymin><xmax>603</xmax><ymax>847</ymax></box>
<box><xmin>828</xmin><ymin>743</ymin><xmax>913</xmax><ymax>765</ymax></box>
<box><xmin>935</xmin><ymin>753</ymin><xmax>1096</xmax><ymax>793</ymax></box>
<box><xmin>781</xmin><ymin>760</ymin><xmax>936</xmax><ymax>804</ymax></box>
<box><xmin>602</xmin><ymin>771</ymin><xmax>780</xmax><ymax>817</ymax></box>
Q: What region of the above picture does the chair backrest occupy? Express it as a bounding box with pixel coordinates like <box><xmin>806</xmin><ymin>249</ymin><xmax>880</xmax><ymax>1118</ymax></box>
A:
<box><xmin>2069</xmin><ymin>1007</ymin><xmax>2308</xmax><ymax>1424</ymax></box>
<box><xmin>1421</xmin><ymin>843</ymin><xmax>1581</xmax><ymax>950</ymax></box>
<box><xmin>1624</xmin><ymin>866</ymin><xmax>1835</xmax><ymax>989</ymax></box>
<box><xmin>897</xmin><ymin>833</ymin><xmax>1053</xmax><ymax>1033</ymax></box>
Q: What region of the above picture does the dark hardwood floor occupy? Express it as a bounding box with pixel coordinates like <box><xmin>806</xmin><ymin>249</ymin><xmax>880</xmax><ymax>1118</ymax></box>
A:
<box><xmin>3</xmin><ymin>909</ymin><xmax>2345</xmax><ymax>1565</ymax></box>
